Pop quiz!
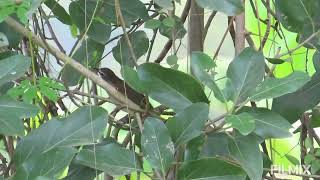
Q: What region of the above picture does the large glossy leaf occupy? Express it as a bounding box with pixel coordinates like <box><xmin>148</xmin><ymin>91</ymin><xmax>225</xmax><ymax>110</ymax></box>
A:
<box><xmin>275</xmin><ymin>0</ymin><xmax>320</xmax><ymax>33</ymax></box>
<box><xmin>227</xmin><ymin>47</ymin><xmax>265</xmax><ymax>104</ymax></box>
<box><xmin>249</xmin><ymin>71</ymin><xmax>310</xmax><ymax>101</ymax></box>
<box><xmin>102</xmin><ymin>0</ymin><xmax>149</xmax><ymax>26</ymax></box>
<box><xmin>75</xmin><ymin>143</ymin><xmax>141</xmax><ymax>176</ymax></box>
<box><xmin>196</xmin><ymin>0</ymin><xmax>244</xmax><ymax>16</ymax></box>
<box><xmin>191</xmin><ymin>52</ymin><xmax>227</xmax><ymax>103</ymax></box>
<box><xmin>14</xmin><ymin>106</ymin><xmax>107</xmax><ymax>166</ymax></box>
<box><xmin>275</xmin><ymin>0</ymin><xmax>320</xmax><ymax>49</ymax></box>
<box><xmin>69</xmin><ymin>0</ymin><xmax>111</xmax><ymax>44</ymax></box>
<box><xmin>201</xmin><ymin>133</ymin><xmax>263</xmax><ymax>180</ymax></box>
<box><xmin>240</xmin><ymin>108</ymin><xmax>292</xmax><ymax>139</ymax></box>
<box><xmin>154</xmin><ymin>0</ymin><xmax>173</xmax><ymax>10</ymax></box>
<box><xmin>0</xmin><ymin>96</ymin><xmax>39</xmax><ymax>136</ymax></box>
<box><xmin>184</xmin><ymin>135</ymin><xmax>206</xmax><ymax>161</ymax></box>
<box><xmin>166</xmin><ymin>103</ymin><xmax>209</xmax><ymax>147</ymax></box>
<box><xmin>65</xmin><ymin>163</ymin><xmax>101</xmax><ymax>180</ymax></box>
<box><xmin>273</xmin><ymin>72</ymin><xmax>320</xmax><ymax>123</ymax></box>
<box><xmin>113</xmin><ymin>31</ymin><xmax>149</xmax><ymax>67</ymax></box>
<box><xmin>225</xmin><ymin>113</ymin><xmax>256</xmax><ymax>136</ymax></box>
<box><xmin>142</xmin><ymin>117</ymin><xmax>174</xmax><ymax>176</ymax></box>
<box><xmin>121</xmin><ymin>66</ymin><xmax>146</xmax><ymax>93</ymax></box>
<box><xmin>45</xmin><ymin>0</ymin><xmax>72</xmax><ymax>25</ymax></box>
<box><xmin>13</xmin><ymin>147</ymin><xmax>76</xmax><ymax>180</ymax></box>
<box><xmin>178</xmin><ymin>157</ymin><xmax>246</xmax><ymax>180</ymax></box>
<box><xmin>61</xmin><ymin>39</ymin><xmax>104</xmax><ymax>86</ymax></box>
<box><xmin>137</xmin><ymin>63</ymin><xmax>209</xmax><ymax>111</ymax></box>
<box><xmin>313</xmin><ymin>52</ymin><xmax>320</xmax><ymax>72</ymax></box>
<box><xmin>0</xmin><ymin>54</ymin><xmax>30</xmax><ymax>86</ymax></box>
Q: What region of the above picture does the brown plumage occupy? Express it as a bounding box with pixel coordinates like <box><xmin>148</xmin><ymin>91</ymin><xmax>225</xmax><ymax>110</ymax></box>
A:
<box><xmin>97</xmin><ymin>68</ymin><xmax>145</xmax><ymax>107</ymax></box>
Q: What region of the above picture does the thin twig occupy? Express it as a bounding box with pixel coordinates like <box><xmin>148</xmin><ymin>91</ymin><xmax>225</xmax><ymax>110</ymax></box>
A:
<box><xmin>213</xmin><ymin>16</ymin><xmax>235</xmax><ymax>60</ymax></box>
<box><xmin>114</xmin><ymin>0</ymin><xmax>138</xmax><ymax>66</ymax></box>
<box><xmin>259</xmin><ymin>0</ymin><xmax>271</xmax><ymax>51</ymax></box>
<box><xmin>203</xmin><ymin>11</ymin><xmax>217</xmax><ymax>39</ymax></box>
<box><xmin>277</xmin><ymin>30</ymin><xmax>320</xmax><ymax>58</ymax></box>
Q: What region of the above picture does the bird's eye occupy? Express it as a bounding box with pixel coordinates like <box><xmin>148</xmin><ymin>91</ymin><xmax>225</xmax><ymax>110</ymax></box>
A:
<box><xmin>97</xmin><ymin>71</ymin><xmax>104</xmax><ymax>77</ymax></box>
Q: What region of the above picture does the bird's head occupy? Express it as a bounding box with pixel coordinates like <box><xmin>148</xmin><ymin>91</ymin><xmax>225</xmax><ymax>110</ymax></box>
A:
<box><xmin>96</xmin><ymin>68</ymin><xmax>120</xmax><ymax>84</ymax></box>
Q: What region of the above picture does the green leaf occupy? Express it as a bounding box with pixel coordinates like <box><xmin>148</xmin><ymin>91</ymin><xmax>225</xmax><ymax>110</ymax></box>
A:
<box><xmin>0</xmin><ymin>54</ymin><xmax>30</xmax><ymax>87</ymax></box>
<box><xmin>163</xmin><ymin>17</ymin><xmax>175</xmax><ymax>27</ymax></box>
<box><xmin>39</xmin><ymin>77</ymin><xmax>65</xmax><ymax>91</ymax></box>
<box><xmin>228</xmin><ymin>134</ymin><xmax>263</xmax><ymax>180</ymax></box>
<box><xmin>103</xmin><ymin>0</ymin><xmax>149</xmax><ymax>26</ymax></box>
<box><xmin>45</xmin><ymin>0</ymin><xmax>72</xmax><ymax>25</ymax></box>
<box><xmin>137</xmin><ymin>63</ymin><xmax>209</xmax><ymax>111</ymax></box>
<box><xmin>0</xmin><ymin>96</ymin><xmax>39</xmax><ymax>136</ymax></box>
<box><xmin>14</xmin><ymin>106</ymin><xmax>107</xmax><ymax>166</ymax></box>
<box><xmin>178</xmin><ymin>157</ymin><xmax>246</xmax><ymax>180</ymax></box>
<box><xmin>75</xmin><ymin>143</ymin><xmax>141</xmax><ymax>176</ymax></box>
<box><xmin>121</xmin><ymin>66</ymin><xmax>145</xmax><ymax>93</ymax></box>
<box><xmin>144</xmin><ymin>19</ymin><xmax>162</xmax><ymax>29</ymax></box>
<box><xmin>61</xmin><ymin>39</ymin><xmax>104</xmax><ymax>86</ymax></box>
<box><xmin>113</xmin><ymin>31</ymin><xmax>149</xmax><ymax>67</ymax></box>
<box><xmin>249</xmin><ymin>71</ymin><xmax>310</xmax><ymax>101</ymax></box>
<box><xmin>266</xmin><ymin>58</ymin><xmax>286</xmax><ymax>65</ymax></box>
<box><xmin>305</xmin><ymin>154</ymin><xmax>316</xmax><ymax>164</ymax></box>
<box><xmin>166</xmin><ymin>54</ymin><xmax>178</xmax><ymax>65</ymax></box>
<box><xmin>39</xmin><ymin>85</ymin><xmax>59</xmax><ymax>102</ymax></box>
<box><xmin>13</xmin><ymin>147</ymin><xmax>76</xmax><ymax>180</ymax></box>
<box><xmin>166</xmin><ymin>103</ymin><xmax>209</xmax><ymax>146</ymax></box>
<box><xmin>275</xmin><ymin>0</ymin><xmax>320</xmax><ymax>49</ymax></box>
<box><xmin>272</xmin><ymin>72</ymin><xmax>320</xmax><ymax>123</ymax></box>
<box><xmin>196</xmin><ymin>0</ymin><xmax>244</xmax><ymax>16</ymax></box>
<box><xmin>65</xmin><ymin>163</ymin><xmax>101</xmax><ymax>180</ymax></box>
<box><xmin>201</xmin><ymin>133</ymin><xmax>263</xmax><ymax>180</ymax></box>
<box><xmin>227</xmin><ymin>47</ymin><xmax>265</xmax><ymax>104</ymax></box>
<box><xmin>191</xmin><ymin>52</ymin><xmax>227</xmax><ymax>103</ymax></box>
<box><xmin>311</xmin><ymin>108</ymin><xmax>320</xmax><ymax>128</ymax></box>
<box><xmin>142</xmin><ymin>117</ymin><xmax>175</xmax><ymax>175</ymax></box>
<box><xmin>154</xmin><ymin>0</ymin><xmax>173</xmax><ymax>10</ymax></box>
<box><xmin>69</xmin><ymin>0</ymin><xmax>111</xmax><ymax>44</ymax></box>
<box><xmin>159</xmin><ymin>15</ymin><xmax>186</xmax><ymax>39</ymax></box>
<box><xmin>240</xmin><ymin>108</ymin><xmax>292</xmax><ymax>139</ymax></box>
<box><xmin>312</xmin><ymin>160</ymin><xmax>320</xmax><ymax>174</ymax></box>
<box><xmin>225</xmin><ymin>113</ymin><xmax>256</xmax><ymax>136</ymax></box>
<box><xmin>313</xmin><ymin>51</ymin><xmax>320</xmax><ymax>72</ymax></box>
<box><xmin>285</xmin><ymin>154</ymin><xmax>300</xmax><ymax>165</ymax></box>
<box><xmin>184</xmin><ymin>135</ymin><xmax>206</xmax><ymax>161</ymax></box>
<box><xmin>275</xmin><ymin>0</ymin><xmax>319</xmax><ymax>33</ymax></box>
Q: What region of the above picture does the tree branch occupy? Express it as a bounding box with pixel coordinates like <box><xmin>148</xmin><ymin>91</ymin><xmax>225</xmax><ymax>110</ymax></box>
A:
<box><xmin>4</xmin><ymin>16</ymin><xmax>143</xmax><ymax>112</ymax></box>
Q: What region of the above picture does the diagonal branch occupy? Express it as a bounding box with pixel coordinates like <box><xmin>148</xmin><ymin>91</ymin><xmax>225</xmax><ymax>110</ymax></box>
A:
<box><xmin>4</xmin><ymin>16</ymin><xmax>143</xmax><ymax>112</ymax></box>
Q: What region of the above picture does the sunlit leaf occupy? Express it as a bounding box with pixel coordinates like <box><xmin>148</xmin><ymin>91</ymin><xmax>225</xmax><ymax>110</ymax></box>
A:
<box><xmin>142</xmin><ymin>117</ymin><xmax>174</xmax><ymax>175</ymax></box>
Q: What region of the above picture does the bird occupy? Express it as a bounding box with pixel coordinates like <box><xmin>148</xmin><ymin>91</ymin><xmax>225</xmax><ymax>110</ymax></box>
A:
<box><xmin>96</xmin><ymin>67</ymin><xmax>147</xmax><ymax>108</ymax></box>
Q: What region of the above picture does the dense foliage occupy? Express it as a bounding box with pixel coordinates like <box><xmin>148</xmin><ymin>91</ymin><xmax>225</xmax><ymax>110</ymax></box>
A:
<box><xmin>0</xmin><ymin>0</ymin><xmax>320</xmax><ymax>179</ymax></box>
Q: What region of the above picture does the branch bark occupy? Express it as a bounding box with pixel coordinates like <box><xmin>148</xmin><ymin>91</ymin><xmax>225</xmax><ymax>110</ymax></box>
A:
<box><xmin>235</xmin><ymin>0</ymin><xmax>246</xmax><ymax>55</ymax></box>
